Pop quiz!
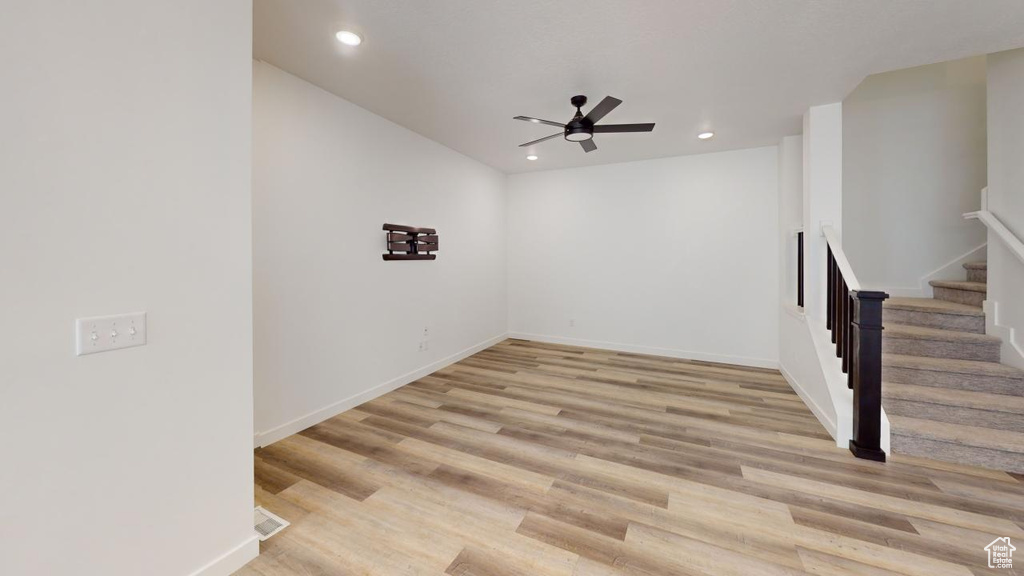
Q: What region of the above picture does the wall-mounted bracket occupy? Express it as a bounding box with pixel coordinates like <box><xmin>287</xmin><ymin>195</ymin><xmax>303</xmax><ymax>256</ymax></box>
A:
<box><xmin>819</xmin><ymin>220</ymin><xmax>833</xmax><ymax>237</ymax></box>
<box><xmin>383</xmin><ymin>223</ymin><xmax>438</xmax><ymax>261</ymax></box>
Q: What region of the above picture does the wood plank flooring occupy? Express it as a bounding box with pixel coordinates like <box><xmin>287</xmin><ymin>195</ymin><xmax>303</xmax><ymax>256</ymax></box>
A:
<box><xmin>237</xmin><ymin>339</ymin><xmax>1024</xmax><ymax>576</ymax></box>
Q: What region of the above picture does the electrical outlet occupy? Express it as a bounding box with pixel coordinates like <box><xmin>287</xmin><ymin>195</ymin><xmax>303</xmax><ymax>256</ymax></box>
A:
<box><xmin>569</xmin><ymin>318</ymin><xmax>575</xmax><ymax>327</ymax></box>
<box><xmin>76</xmin><ymin>312</ymin><xmax>147</xmax><ymax>356</ymax></box>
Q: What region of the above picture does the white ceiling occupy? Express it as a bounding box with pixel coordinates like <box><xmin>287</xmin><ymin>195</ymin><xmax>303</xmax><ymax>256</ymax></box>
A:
<box><xmin>253</xmin><ymin>1</ymin><xmax>1024</xmax><ymax>174</ymax></box>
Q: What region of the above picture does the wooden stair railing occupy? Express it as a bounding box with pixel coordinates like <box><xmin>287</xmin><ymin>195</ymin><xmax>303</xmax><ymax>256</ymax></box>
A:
<box><xmin>822</xmin><ymin>225</ymin><xmax>889</xmax><ymax>462</ymax></box>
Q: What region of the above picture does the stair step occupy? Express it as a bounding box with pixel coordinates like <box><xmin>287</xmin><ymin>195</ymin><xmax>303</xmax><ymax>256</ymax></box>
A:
<box><xmin>883</xmin><ymin>354</ymin><xmax>1024</xmax><ymax>396</ymax></box>
<box><xmin>963</xmin><ymin>261</ymin><xmax>988</xmax><ymax>283</ymax></box>
<box><xmin>930</xmin><ymin>280</ymin><xmax>988</xmax><ymax>292</ymax></box>
<box><xmin>930</xmin><ymin>280</ymin><xmax>987</xmax><ymax>307</ymax></box>
<box><xmin>883</xmin><ymin>382</ymin><xmax>1024</xmax><ymax>432</ymax></box>
<box><xmin>883</xmin><ymin>324</ymin><xmax>1001</xmax><ymax>362</ymax></box>
<box><xmin>888</xmin><ymin>415</ymin><xmax>1024</xmax><ymax>473</ymax></box>
<box><xmin>883</xmin><ymin>297</ymin><xmax>985</xmax><ymax>333</ymax></box>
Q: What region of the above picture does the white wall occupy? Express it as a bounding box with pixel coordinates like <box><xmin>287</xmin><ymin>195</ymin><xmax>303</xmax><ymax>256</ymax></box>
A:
<box><xmin>804</xmin><ymin>104</ymin><xmax>845</xmax><ymax>324</ymax></box>
<box><xmin>0</xmin><ymin>2</ymin><xmax>256</xmax><ymax>575</ymax></box>
<box><xmin>986</xmin><ymin>47</ymin><xmax>1024</xmax><ymax>369</ymax></box>
<box><xmin>777</xmin><ymin>135</ymin><xmax>838</xmax><ymax>437</ymax></box>
<box><xmin>506</xmin><ymin>147</ymin><xmax>779</xmax><ymax>368</ymax></box>
<box><xmin>843</xmin><ymin>56</ymin><xmax>988</xmax><ymax>295</ymax></box>
<box><xmin>252</xmin><ymin>63</ymin><xmax>508</xmax><ymax>445</ymax></box>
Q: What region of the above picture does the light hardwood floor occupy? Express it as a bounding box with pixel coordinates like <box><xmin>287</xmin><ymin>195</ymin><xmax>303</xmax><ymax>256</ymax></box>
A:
<box><xmin>238</xmin><ymin>339</ymin><xmax>1024</xmax><ymax>576</ymax></box>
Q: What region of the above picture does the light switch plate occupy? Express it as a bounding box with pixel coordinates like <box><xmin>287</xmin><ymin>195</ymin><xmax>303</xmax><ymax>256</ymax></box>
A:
<box><xmin>76</xmin><ymin>312</ymin><xmax>147</xmax><ymax>356</ymax></box>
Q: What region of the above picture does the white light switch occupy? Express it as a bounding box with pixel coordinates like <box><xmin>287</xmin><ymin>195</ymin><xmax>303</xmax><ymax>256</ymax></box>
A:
<box><xmin>76</xmin><ymin>312</ymin><xmax>147</xmax><ymax>356</ymax></box>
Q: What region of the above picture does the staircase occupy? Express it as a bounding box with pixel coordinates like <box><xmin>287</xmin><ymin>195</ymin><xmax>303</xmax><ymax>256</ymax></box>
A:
<box><xmin>882</xmin><ymin>261</ymin><xmax>1024</xmax><ymax>473</ymax></box>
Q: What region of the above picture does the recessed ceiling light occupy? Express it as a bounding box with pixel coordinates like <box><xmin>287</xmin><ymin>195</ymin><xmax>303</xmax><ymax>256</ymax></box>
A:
<box><xmin>698</xmin><ymin>131</ymin><xmax>715</xmax><ymax>140</ymax></box>
<box><xmin>526</xmin><ymin>155</ymin><xmax>538</xmax><ymax>161</ymax></box>
<box><xmin>335</xmin><ymin>30</ymin><xmax>363</xmax><ymax>46</ymax></box>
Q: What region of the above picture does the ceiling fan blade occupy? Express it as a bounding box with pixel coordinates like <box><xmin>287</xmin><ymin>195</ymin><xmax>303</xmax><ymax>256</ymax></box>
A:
<box><xmin>513</xmin><ymin>116</ymin><xmax>565</xmax><ymax>128</ymax></box>
<box><xmin>580</xmin><ymin>139</ymin><xmax>597</xmax><ymax>153</ymax></box>
<box><xmin>519</xmin><ymin>132</ymin><xmax>563</xmax><ymax>147</ymax></box>
<box><xmin>593</xmin><ymin>123</ymin><xmax>655</xmax><ymax>133</ymax></box>
<box><xmin>584</xmin><ymin>96</ymin><xmax>622</xmax><ymax>124</ymax></box>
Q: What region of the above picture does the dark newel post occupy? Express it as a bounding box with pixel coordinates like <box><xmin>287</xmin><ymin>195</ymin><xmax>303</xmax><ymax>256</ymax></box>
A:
<box><xmin>849</xmin><ymin>290</ymin><xmax>889</xmax><ymax>462</ymax></box>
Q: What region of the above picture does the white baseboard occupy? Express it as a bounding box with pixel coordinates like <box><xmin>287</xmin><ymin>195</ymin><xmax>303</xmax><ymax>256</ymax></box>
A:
<box><xmin>779</xmin><ymin>363</ymin><xmax>837</xmax><ymax>440</ymax></box>
<box><xmin>507</xmin><ymin>332</ymin><xmax>778</xmax><ymax>370</ymax></box>
<box><xmin>188</xmin><ymin>535</ymin><xmax>259</xmax><ymax>576</ymax></box>
<box><xmin>254</xmin><ymin>333</ymin><xmax>508</xmax><ymax>447</ymax></box>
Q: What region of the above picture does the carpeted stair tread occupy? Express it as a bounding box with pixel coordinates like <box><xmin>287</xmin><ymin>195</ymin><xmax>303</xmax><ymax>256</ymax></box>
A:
<box><xmin>928</xmin><ymin>280</ymin><xmax>988</xmax><ymax>293</ymax></box>
<box><xmin>884</xmin><ymin>297</ymin><xmax>984</xmax><ymax>317</ymax></box>
<box><xmin>883</xmin><ymin>324</ymin><xmax>1000</xmax><ymax>362</ymax></box>
<box><xmin>884</xmin><ymin>382</ymin><xmax>1024</xmax><ymax>414</ymax></box>
<box><xmin>964</xmin><ymin>260</ymin><xmax>988</xmax><ymax>282</ymax></box>
<box><xmin>884</xmin><ymin>323</ymin><xmax>1000</xmax><ymax>344</ymax></box>
<box><xmin>883</xmin><ymin>353</ymin><xmax>1024</xmax><ymax>379</ymax></box>
<box><xmin>888</xmin><ymin>415</ymin><xmax>1024</xmax><ymax>454</ymax></box>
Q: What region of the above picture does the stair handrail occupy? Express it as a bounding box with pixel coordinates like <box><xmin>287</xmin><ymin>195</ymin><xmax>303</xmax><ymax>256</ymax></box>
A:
<box><xmin>820</xmin><ymin>224</ymin><xmax>888</xmax><ymax>462</ymax></box>
<box><xmin>822</xmin><ymin>225</ymin><xmax>862</xmax><ymax>291</ymax></box>
<box><xmin>964</xmin><ymin>190</ymin><xmax>1024</xmax><ymax>266</ymax></box>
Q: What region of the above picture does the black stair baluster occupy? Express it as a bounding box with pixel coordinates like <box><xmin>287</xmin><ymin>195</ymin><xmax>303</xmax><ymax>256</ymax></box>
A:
<box><xmin>826</xmin><ymin>247</ymin><xmax>833</xmax><ymax>329</ymax></box>
<box><xmin>836</xmin><ymin>273</ymin><xmax>845</xmax><ymax>356</ymax></box>
<box><xmin>832</xmin><ymin>264</ymin><xmax>840</xmax><ymax>344</ymax></box>
<box><xmin>843</xmin><ymin>288</ymin><xmax>852</xmax><ymax>374</ymax></box>
<box><xmin>798</xmin><ymin>232</ymin><xmax>805</xmax><ymax>308</ymax></box>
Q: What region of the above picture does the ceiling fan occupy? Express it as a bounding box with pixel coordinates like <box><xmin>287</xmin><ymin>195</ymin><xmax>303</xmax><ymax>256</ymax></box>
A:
<box><xmin>514</xmin><ymin>95</ymin><xmax>655</xmax><ymax>153</ymax></box>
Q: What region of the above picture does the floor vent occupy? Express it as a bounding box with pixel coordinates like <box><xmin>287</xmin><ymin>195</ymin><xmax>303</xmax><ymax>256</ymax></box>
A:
<box><xmin>254</xmin><ymin>506</ymin><xmax>289</xmax><ymax>541</ymax></box>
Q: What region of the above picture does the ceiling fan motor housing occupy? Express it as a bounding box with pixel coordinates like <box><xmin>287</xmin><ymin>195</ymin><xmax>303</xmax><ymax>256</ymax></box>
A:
<box><xmin>566</xmin><ymin>95</ymin><xmax>594</xmax><ymax>141</ymax></box>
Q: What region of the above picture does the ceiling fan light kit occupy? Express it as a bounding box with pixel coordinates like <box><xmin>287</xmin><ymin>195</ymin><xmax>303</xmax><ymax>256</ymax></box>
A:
<box><xmin>565</xmin><ymin>127</ymin><xmax>593</xmax><ymax>142</ymax></box>
<box><xmin>514</xmin><ymin>95</ymin><xmax>655</xmax><ymax>153</ymax></box>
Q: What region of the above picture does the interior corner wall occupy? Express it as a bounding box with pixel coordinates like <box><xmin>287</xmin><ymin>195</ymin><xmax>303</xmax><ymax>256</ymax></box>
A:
<box><xmin>842</xmin><ymin>56</ymin><xmax>988</xmax><ymax>295</ymax></box>
<box><xmin>252</xmin><ymin>62</ymin><xmax>508</xmax><ymax>446</ymax></box>
<box><xmin>986</xmin><ymin>47</ymin><xmax>1024</xmax><ymax>369</ymax></box>
<box><xmin>0</xmin><ymin>2</ymin><xmax>256</xmax><ymax>575</ymax></box>
<box><xmin>506</xmin><ymin>146</ymin><xmax>780</xmax><ymax>368</ymax></box>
